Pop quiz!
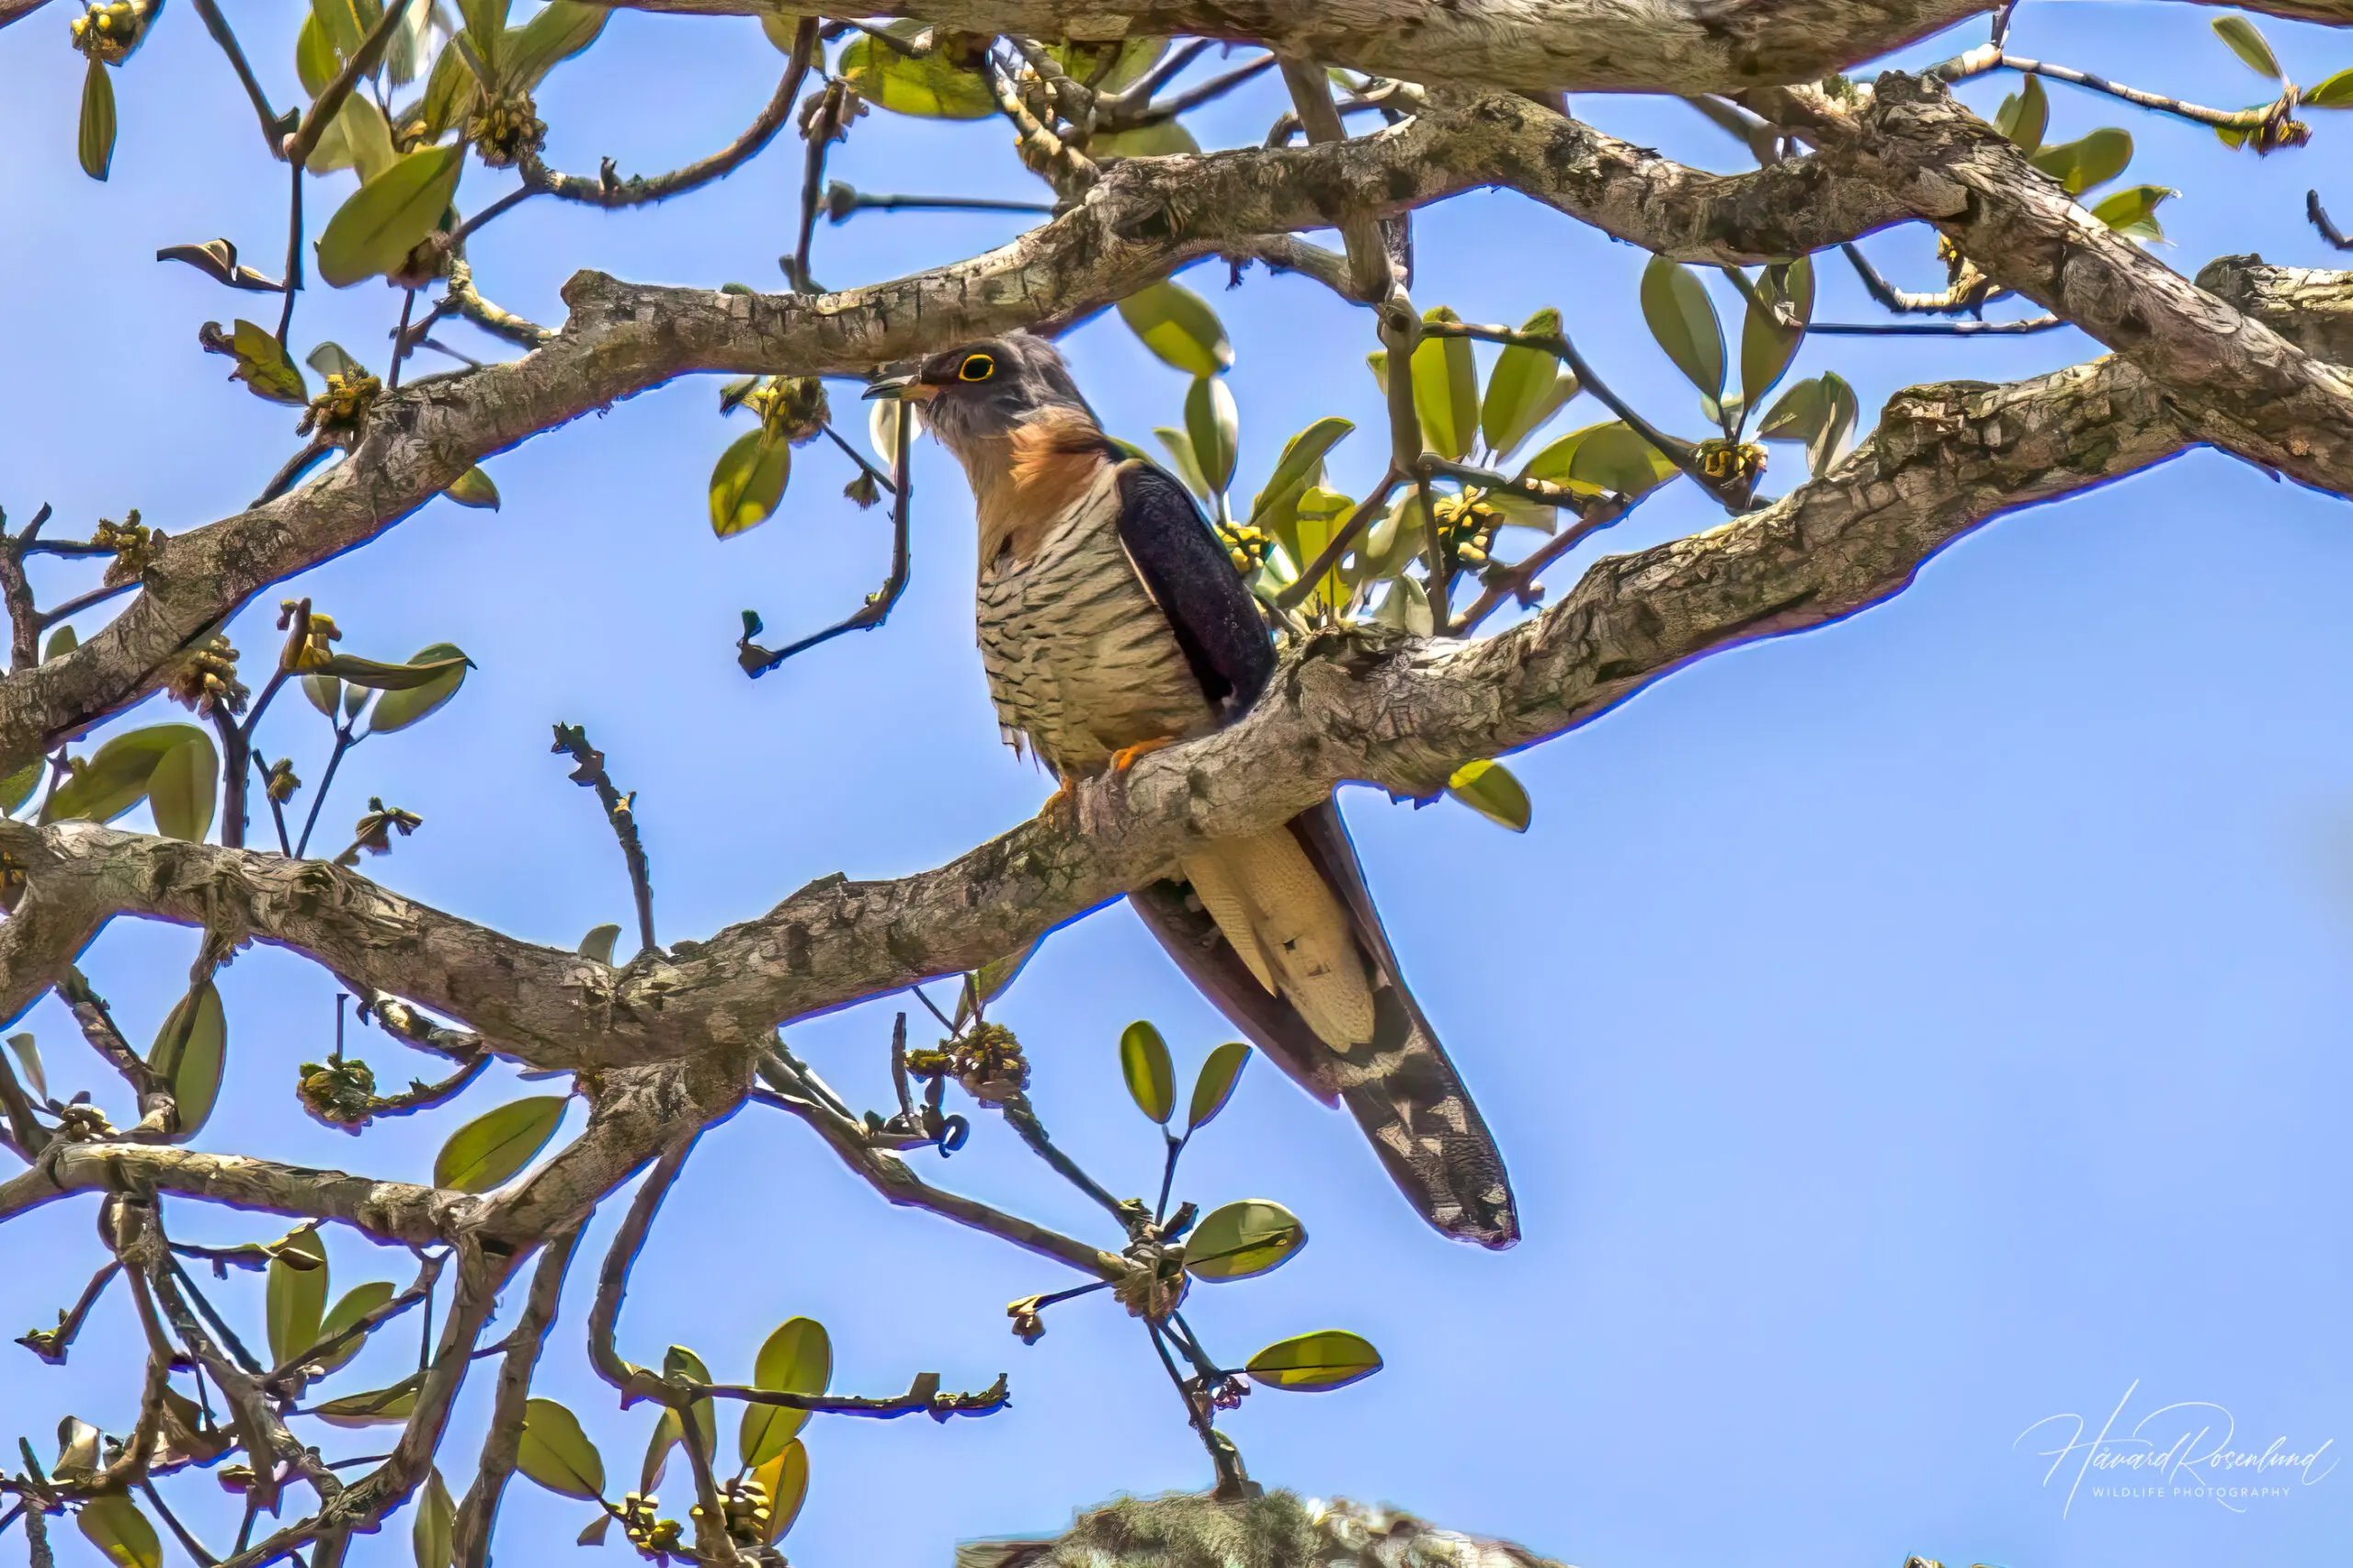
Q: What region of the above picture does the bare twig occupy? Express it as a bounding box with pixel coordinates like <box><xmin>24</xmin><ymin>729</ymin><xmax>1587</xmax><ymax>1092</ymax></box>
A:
<box><xmin>1998</xmin><ymin>54</ymin><xmax>2290</xmax><ymax>131</ymax></box>
<box><xmin>1839</xmin><ymin>241</ymin><xmax>2003</xmax><ymax>315</ymax></box>
<box><xmin>186</xmin><ymin>0</ymin><xmax>291</xmax><ymax>153</ymax></box>
<box><xmin>12</xmin><ymin>1261</ymin><xmax>119</xmax><ymax>1363</ymax></box>
<box><xmin>739</xmin><ymin>392</ymin><xmax>915</xmax><ymax>673</ymax></box>
<box><xmin>1809</xmin><ymin>314</ymin><xmax>2065</xmax><ymax>335</ymax></box>
<box><xmin>2311</xmin><ymin>189</ymin><xmax>2352</xmax><ymax>251</ymax></box>
<box><xmin>551</xmin><ymin>724</ymin><xmax>658</xmax><ymax>959</ymax></box>
<box><xmin>454</xmin><ymin>1229</ymin><xmax>580</xmax><ymax>1568</ymax></box>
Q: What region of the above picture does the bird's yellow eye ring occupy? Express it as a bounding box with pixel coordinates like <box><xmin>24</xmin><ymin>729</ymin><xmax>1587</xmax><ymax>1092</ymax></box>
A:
<box><xmin>958</xmin><ymin>353</ymin><xmax>996</xmax><ymax>382</ymax></box>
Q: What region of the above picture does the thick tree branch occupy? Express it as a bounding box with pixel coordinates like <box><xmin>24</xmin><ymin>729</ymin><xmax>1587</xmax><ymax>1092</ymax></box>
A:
<box><xmin>0</xmin><ymin>1141</ymin><xmax>479</xmax><ymax>1244</ymax></box>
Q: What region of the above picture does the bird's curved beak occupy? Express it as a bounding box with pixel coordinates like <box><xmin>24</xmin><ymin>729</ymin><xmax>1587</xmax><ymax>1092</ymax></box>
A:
<box><xmin>862</xmin><ymin>374</ymin><xmax>934</xmax><ymax>402</ymax></box>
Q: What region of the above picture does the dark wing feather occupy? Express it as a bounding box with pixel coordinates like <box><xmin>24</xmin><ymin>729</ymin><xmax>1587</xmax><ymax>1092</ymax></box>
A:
<box><xmin>1112</xmin><ymin>461</ymin><xmax>1274</xmax><ymax>715</ymax></box>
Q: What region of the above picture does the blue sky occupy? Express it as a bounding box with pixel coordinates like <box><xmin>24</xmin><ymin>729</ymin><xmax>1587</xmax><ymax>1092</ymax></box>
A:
<box><xmin>4</xmin><ymin>3</ymin><xmax>2353</xmax><ymax>1565</ymax></box>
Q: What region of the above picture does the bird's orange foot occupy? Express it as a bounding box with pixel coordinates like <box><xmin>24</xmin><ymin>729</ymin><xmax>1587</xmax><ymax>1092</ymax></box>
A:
<box><xmin>1108</xmin><ymin>737</ymin><xmax>1177</xmax><ymax>773</ymax></box>
<box><xmin>1038</xmin><ymin>777</ymin><xmax>1076</xmax><ymax>821</ymax></box>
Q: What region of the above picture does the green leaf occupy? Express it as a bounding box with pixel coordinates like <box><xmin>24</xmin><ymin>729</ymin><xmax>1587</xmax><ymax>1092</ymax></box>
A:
<box><xmin>1046</xmin><ymin>37</ymin><xmax>1165</xmax><ymax>91</ymax></box>
<box><xmin>1738</xmin><ymin>256</ymin><xmax>1813</xmax><ymax>415</ymax></box>
<box><xmin>1118</xmin><ymin>280</ymin><xmax>1233</xmax><ymax>377</ymax></box>
<box><xmin>502</xmin><ymin>0</ymin><xmax>605</xmax><ymax>90</ymax></box>
<box><xmin>2089</xmin><ymin>183</ymin><xmax>2177</xmax><ymax>242</ymax></box>
<box><xmin>345</xmin><ymin>682</ymin><xmax>371</xmax><ymax>722</ymax></box>
<box><xmin>297</xmin><ymin>15</ymin><xmax>340</xmax><ymax>97</ymax></box>
<box><xmin>1119</xmin><ymin>1020</ymin><xmax>1175</xmax><ymax>1124</ymax></box>
<box><xmin>77</xmin><ymin>1495</ymin><xmax>161</xmax><ymax>1568</ymax></box>
<box><xmin>219</xmin><ymin>320</ymin><xmax>310</xmax><ymax>405</ymax></box>
<box><xmin>966</xmin><ymin>937</ymin><xmax>1039</xmax><ymax>1017</ymax></box>
<box><xmin>303</xmin><ymin>650</ymin><xmax>472</xmax><ymax>695</ymax></box>
<box><xmin>1186</xmin><ymin>1041</ymin><xmax>1250</xmax><ymax>1131</ymax></box>
<box><xmin>710</xmin><ymin>427</ymin><xmax>792</xmax><ymax>537</ymax></box>
<box><xmin>457</xmin><ymin>0</ymin><xmax>509</xmax><ymax>77</ymax></box>
<box><xmin>310</xmin><ymin>0</ymin><xmax>371</xmax><ymax>65</ymax></box>
<box><xmin>1446</xmin><ymin>758</ymin><xmax>1530</xmax><ymax>832</ymax></box>
<box><xmin>413</xmin><ymin>1466</ymin><xmax>456</xmax><ymax>1568</ymax></box>
<box><xmin>517</xmin><ymin>1397</ymin><xmax>606</xmax><ymax>1500</ymax></box>
<box><xmin>432</xmin><ymin>1096</ymin><xmax>567</xmax><ymax>1193</ymax></box>
<box><xmin>577</xmin><ymin>1515</ymin><xmax>612</xmax><ymax>1548</ymax></box>
<box><xmin>1184</xmin><ymin>376</ymin><xmax>1239</xmax><ymax>498</ymax></box>
<box><xmin>2308</xmin><ymin>66</ymin><xmax>2353</xmax><ymax>108</ymax></box>
<box><xmin>1409</xmin><ymin>307</ymin><xmax>1478</xmax><ymax>461</ymax></box>
<box><xmin>1521</xmin><ymin>422</ymin><xmax>1678</xmax><ymax>498</ymax></box>
<box><xmin>79</xmin><ymin>58</ymin><xmax>116</xmax><ymax>182</ymax></box>
<box><xmin>43</xmin><ymin>624</ymin><xmax>77</xmax><ymax>662</ymax></box>
<box><xmin>1</xmin><ymin>759</ymin><xmax>42</xmax><ymax>815</ymax></box>
<box><xmin>1371</xmin><ymin>574</ymin><xmax>1434</xmax><ymax>636</ymax></box>
<box><xmin>308</xmin><ymin>95</ymin><xmax>400</xmax><ymax>182</ymax></box>
<box><xmin>316</xmin><ymin>144</ymin><xmax>463</xmax><ymax>289</ymax></box>
<box><xmin>443</xmin><ymin>466</ymin><xmax>500</xmax><ymax>509</ymax></box>
<box><xmin>366</xmin><ymin>642</ymin><xmax>472</xmax><ymax>733</ymax></box>
<box><xmin>307</xmin><ymin>340</ymin><xmax>365</xmax><ymax>380</ymax></box>
<box><xmin>1185</xmin><ymin>1199</ymin><xmax>1305</xmax><ymax>1281</ymax></box>
<box><xmin>147</xmin><ymin>733</ymin><xmax>220</xmax><ymax>844</ymax></box>
<box><xmin>1809</xmin><ymin>371</ymin><xmax>1859</xmax><ymax>479</ymax></box>
<box><xmin>385</xmin><ymin>0</ymin><xmax>437</xmax><ymax>85</ymax></box>
<box><xmin>1246</xmin><ymin>416</ymin><xmax>1353</xmax><ymax>528</ymax></box>
<box><xmin>1756</xmin><ymin>375</ymin><xmax>1828</xmax><ymax>444</ymax></box>
<box><xmin>313</xmin><ymin>1374</ymin><xmax>420</xmax><ymax>1426</ymax></box>
<box><xmin>1640</xmin><ymin>256</ymin><xmax>1726</xmax><ymax>403</ymax></box>
<box><xmin>2212</xmin><ymin>15</ymin><xmax>2280</xmax><ymax>78</ymax></box>
<box><xmin>640</xmin><ymin>1407</ymin><xmax>683</xmax><ymax>1494</ymax></box>
<box><xmin>419</xmin><ymin>38</ymin><xmax>479</xmax><ymax>140</ymax></box>
<box><xmin>148</xmin><ymin>979</ymin><xmax>227</xmax><ymax>1139</ymax></box>
<box><xmin>1090</xmin><ymin>119</ymin><xmax>1200</xmax><ymax>157</ymax></box>
<box><xmin>1152</xmin><ymin>427</ymin><xmax>1211</xmax><ymax>501</ymax></box>
<box><xmin>578</xmin><ymin>924</ymin><xmax>622</xmax><ymax>964</ymax></box>
<box><xmin>6</xmin><ymin>1033</ymin><xmax>45</xmax><ymax>1101</ymax></box>
<box><xmin>663</xmin><ymin>1346</ymin><xmax>717</xmax><ymax>1465</ymax></box>
<box><xmin>267</xmin><ymin>1228</ymin><xmax>330</xmax><ymax>1369</ymax></box>
<box><xmin>315</xmin><ymin>1279</ymin><xmax>396</xmax><ymax>1374</ymax></box>
<box><xmin>1245</xmin><ymin>1329</ymin><xmax>1383</xmax><ymax>1392</ymax></box>
<box><xmin>303</xmin><ymin>672</ymin><xmax>345</xmax><ymax>718</ymax></box>
<box><xmin>838</xmin><ymin>23</ymin><xmax>995</xmax><ymax>118</ymax></box>
<box><xmin>1289</xmin><ymin>487</ymin><xmax>1359</xmax><ymax>607</ymax></box>
<box><xmin>741</xmin><ymin>1316</ymin><xmax>831</xmax><ymax>1466</ymax></box>
<box><xmin>1994</xmin><ymin>73</ymin><xmax>2048</xmax><ymax>152</ymax></box>
<box><xmin>2029</xmin><ymin>128</ymin><xmax>2132</xmax><ymax>196</ymax></box>
<box><xmin>750</xmin><ymin>1438</ymin><xmax>808</xmax><ymax>1544</ymax></box>
<box><xmin>1479</xmin><ymin>309</ymin><xmax>1576</xmax><ymax>460</ymax></box>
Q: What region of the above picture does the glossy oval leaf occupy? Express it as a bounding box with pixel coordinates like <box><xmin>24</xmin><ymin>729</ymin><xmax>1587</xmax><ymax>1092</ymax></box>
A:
<box><xmin>1184</xmin><ymin>375</ymin><xmax>1239</xmax><ymax>496</ymax></box>
<box><xmin>443</xmin><ymin>466</ymin><xmax>500</xmax><ymax>509</ymax></box>
<box><xmin>502</xmin><ymin>0</ymin><xmax>605</xmax><ymax>90</ymax></box>
<box><xmin>577</xmin><ymin>923</ymin><xmax>622</xmax><ymax>964</ymax></box>
<box><xmin>79</xmin><ymin>58</ymin><xmax>117</xmax><ymax>182</ymax></box>
<box><xmin>414</xmin><ymin>1465</ymin><xmax>456</xmax><ymax>1568</ymax></box>
<box><xmin>1994</xmin><ymin>73</ymin><xmax>2048</xmax><ymax>152</ymax></box>
<box><xmin>78</xmin><ymin>1494</ymin><xmax>161</xmax><ymax>1568</ymax></box>
<box><xmin>1480</xmin><ymin>308</ymin><xmax>1575</xmax><ymax>460</ymax></box>
<box><xmin>303</xmin><ymin>672</ymin><xmax>345</xmax><ymax>718</ymax></box>
<box><xmin>2308</xmin><ymin>66</ymin><xmax>2353</xmax><ymax>108</ymax></box>
<box><xmin>741</xmin><ymin>1316</ymin><xmax>831</xmax><ymax>1466</ymax></box>
<box><xmin>1409</xmin><ymin>307</ymin><xmax>1478</xmax><ymax>461</ymax></box>
<box><xmin>1738</xmin><ymin>256</ymin><xmax>1813</xmax><ymax>415</ymax></box>
<box><xmin>314</xmin><ymin>1375</ymin><xmax>419</xmax><ymax>1426</ymax></box>
<box><xmin>751</xmin><ymin>1438</ymin><xmax>809</xmax><ymax>1544</ymax></box>
<box><xmin>2029</xmin><ymin>128</ymin><xmax>2132</xmax><ymax>196</ymax></box>
<box><xmin>1756</xmin><ymin>375</ymin><xmax>1829</xmax><ymax>444</ymax></box>
<box><xmin>42</xmin><ymin>722</ymin><xmax>210</xmax><ymax>825</ymax></box>
<box><xmin>267</xmin><ymin>1227</ymin><xmax>331</xmax><ymax>1368</ymax></box>
<box><xmin>296</xmin><ymin>14</ymin><xmax>339</xmax><ymax>97</ymax></box>
<box><xmin>2212</xmin><ymin>15</ymin><xmax>2280</xmax><ymax>77</ymax></box>
<box><xmin>1245</xmin><ymin>1329</ymin><xmax>1383</xmax><ymax>1392</ymax></box>
<box><xmin>368</xmin><ymin>643</ymin><xmax>471</xmax><ymax>733</ymax></box>
<box><xmin>1184</xmin><ymin>1198</ymin><xmax>1305</xmax><ymax>1281</ymax></box>
<box><xmin>149</xmin><ymin>979</ymin><xmax>227</xmax><ymax>1139</ymax></box>
<box><xmin>1119</xmin><ymin>1019</ymin><xmax>1175</xmax><ymax>1124</ymax></box>
<box><xmin>1247</xmin><ymin>416</ymin><xmax>1352</xmax><ymax>528</ymax></box>
<box><xmin>433</xmin><ymin>1095</ymin><xmax>566</xmax><ymax>1193</ymax></box>
<box><xmin>305</xmin><ymin>649</ymin><xmax>472</xmax><ymax>691</ymax></box>
<box><xmin>839</xmin><ymin>25</ymin><xmax>995</xmax><ymax>118</ymax></box>
<box><xmin>1092</xmin><ymin>119</ymin><xmax>1200</xmax><ymax>157</ymax></box>
<box><xmin>517</xmin><ymin>1397</ymin><xmax>607</xmax><ymax>1500</ymax></box>
<box><xmin>148</xmin><ymin>733</ymin><xmax>220</xmax><ymax>844</ymax></box>
<box><xmin>1641</xmin><ymin>256</ymin><xmax>1725</xmax><ymax>402</ymax></box>
<box><xmin>639</xmin><ymin>1406</ymin><xmax>683</xmax><ymax>1494</ymax></box>
<box><xmin>43</xmin><ymin>624</ymin><xmax>77</xmax><ymax>662</ymax></box>
<box><xmin>1117</xmin><ymin>280</ymin><xmax>1231</xmax><ymax>377</ymax></box>
<box><xmin>316</xmin><ymin>144</ymin><xmax>463</xmax><ymax>288</ymax></box>
<box><xmin>1446</xmin><ymin>758</ymin><xmax>1531</xmax><ymax>833</ymax></box>
<box><xmin>710</xmin><ymin>427</ymin><xmax>792</xmax><ymax>538</ymax></box>
<box><xmin>1186</xmin><ymin>1041</ymin><xmax>1251</xmax><ymax>1131</ymax></box>
<box><xmin>1809</xmin><ymin>371</ymin><xmax>1859</xmax><ymax>479</ymax></box>
<box><xmin>315</xmin><ymin>1279</ymin><xmax>396</xmax><ymax>1374</ymax></box>
<box><xmin>2089</xmin><ymin>183</ymin><xmax>2177</xmax><ymax>242</ymax></box>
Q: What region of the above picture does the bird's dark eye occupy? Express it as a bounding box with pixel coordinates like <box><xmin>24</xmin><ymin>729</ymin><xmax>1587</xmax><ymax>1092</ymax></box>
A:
<box><xmin>958</xmin><ymin>353</ymin><xmax>995</xmax><ymax>382</ymax></box>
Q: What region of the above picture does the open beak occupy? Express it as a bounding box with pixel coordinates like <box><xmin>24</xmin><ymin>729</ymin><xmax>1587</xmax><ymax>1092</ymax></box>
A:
<box><xmin>862</xmin><ymin>374</ymin><xmax>934</xmax><ymax>402</ymax></box>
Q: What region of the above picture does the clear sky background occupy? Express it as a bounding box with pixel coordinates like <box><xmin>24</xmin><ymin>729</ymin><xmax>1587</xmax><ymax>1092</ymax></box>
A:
<box><xmin>5</xmin><ymin>3</ymin><xmax>2352</xmax><ymax>1565</ymax></box>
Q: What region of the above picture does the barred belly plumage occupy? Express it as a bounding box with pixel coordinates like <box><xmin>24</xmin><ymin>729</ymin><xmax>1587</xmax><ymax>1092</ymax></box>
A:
<box><xmin>976</xmin><ymin>464</ymin><xmax>1212</xmax><ymax>778</ymax></box>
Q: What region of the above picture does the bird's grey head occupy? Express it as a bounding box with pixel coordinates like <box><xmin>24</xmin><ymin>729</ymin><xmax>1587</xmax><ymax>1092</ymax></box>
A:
<box><xmin>862</xmin><ymin>335</ymin><xmax>1096</xmax><ymax>462</ymax></box>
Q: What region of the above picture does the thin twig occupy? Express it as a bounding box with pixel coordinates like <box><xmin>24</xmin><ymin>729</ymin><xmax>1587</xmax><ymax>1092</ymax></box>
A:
<box><xmin>186</xmin><ymin>0</ymin><xmax>290</xmax><ymax>153</ymax></box>
<box><xmin>1810</xmin><ymin>315</ymin><xmax>2064</xmax><ymax>335</ymax></box>
<box><xmin>287</xmin><ymin>0</ymin><xmax>416</xmax><ymax>168</ymax></box>
<box><xmin>1839</xmin><ymin>241</ymin><xmax>2002</xmax><ymax>316</ymax></box>
<box><xmin>276</xmin><ymin>161</ymin><xmax>304</xmax><ymax>344</ymax></box>
<box><xmin>739</xmin><ymin>392</ymin><xmax>915</xmax><ymax>673</ymax></box>
<box><xmin>1449</xmin><ymin>500</ymin><xmax>1631</xmax><ymax>636</ymax></box>
<box><xmin>2310</xmin><ymin>189</ymin><xmax>2352</xmax><ymax>251</ymax></box>
<box><xmin>997</xmin><ymin>1094</ymin><xmax>1132</xmax><ymax>1222</ymax></box>
<box><xmin>454</xmin><ymin>1229</ymin><xmax>578</xmax><ymax>1568</ymax></box>
<box><xmin>1999</xmin><ymin>54</ymin><xmax>2287</xmax><ymax>131</ymax></box>
<box><xmin>550</xmin><ymin>723</ymin><xmax>658</xmax><ymax>958</ymax></box>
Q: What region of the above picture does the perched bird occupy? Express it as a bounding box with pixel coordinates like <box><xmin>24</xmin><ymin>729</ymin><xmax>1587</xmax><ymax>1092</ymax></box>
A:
<box><xmin>868</xmin><ymin>335</ymin><xmax>1517</xmax><ymax>1249</ymax></box>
